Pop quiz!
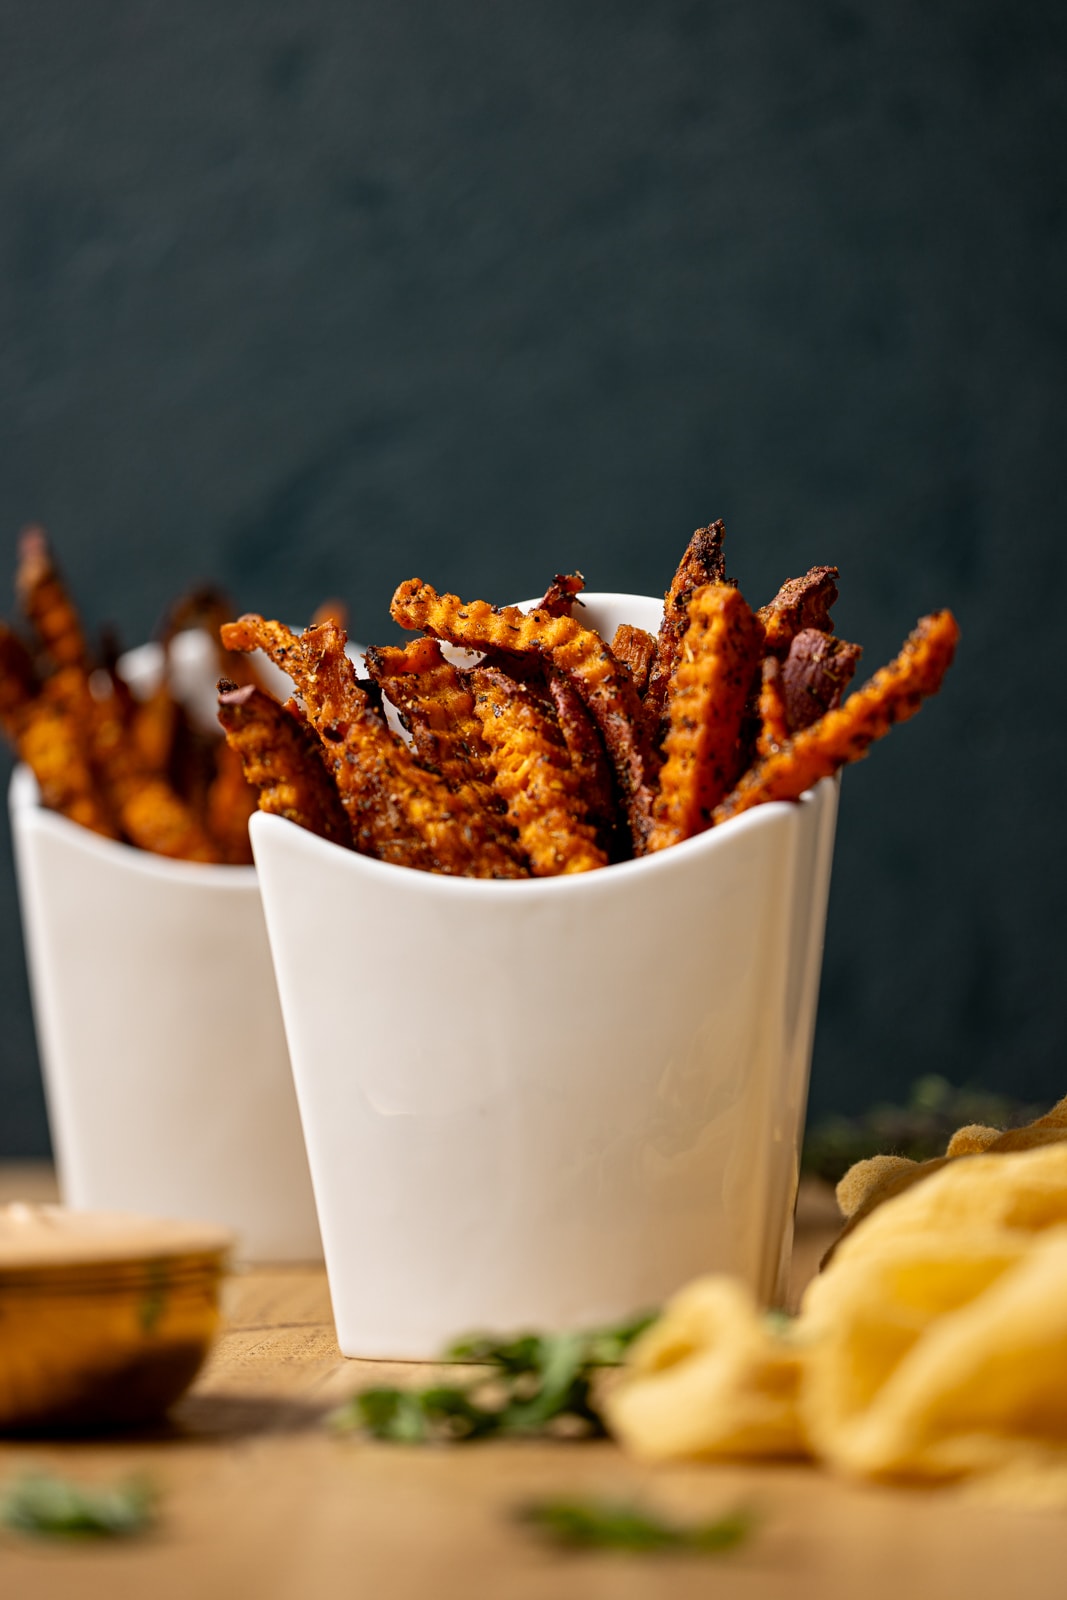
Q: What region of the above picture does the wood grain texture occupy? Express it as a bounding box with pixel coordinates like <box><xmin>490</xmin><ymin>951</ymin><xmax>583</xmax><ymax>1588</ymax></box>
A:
<box><xmin>1</xmin><ymin>1166</ymin><xmax>1064</xmax><ymax>1599</ymax></box>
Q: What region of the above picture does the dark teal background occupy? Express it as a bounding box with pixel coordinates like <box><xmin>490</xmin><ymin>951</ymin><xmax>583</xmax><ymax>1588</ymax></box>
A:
<box><xmin>1</xmin><ymin>2</ymin><xmax>1065</xmax><ymax>1153</ymax></box>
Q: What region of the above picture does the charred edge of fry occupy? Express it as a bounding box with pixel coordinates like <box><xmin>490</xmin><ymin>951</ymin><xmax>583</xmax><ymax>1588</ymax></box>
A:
<box><xmin>16</xmin><ymin>526</ymin><xmax>91</xmax><ymax>672</ymax></box>
<box><xmin>0</xmin><ymin>623</ymin><xmax>40</xmax><ymax>740</ymax></box>
<box><xmin>756</xmin><ymin>657</ymin><xmax>790</xmax><ymax>760</ymax></box>
<box><xmin>544</xmin><ymin>666</ymin><xmax>618</xmax><ymax>850</ymax></box>
<box><xmin>217</xmin><ymin>679</ymin><xmax>353</xmax><ymax>848</ymax></box>
<box><xmin>646</xmin><ymin>520</ymin><xmax>729</xmax><ymax>729</ymax></box>
<box><xmin>757</xmin><ymin>566</ymin><xmax>840</xmax><ymax>658</ymax></box>
<box><xmin>780</xmin><ymin>629</ymin><xmax>863</xmax><ymax>733</ymax></box>
<box><xmin>390</xmin><ymin>581</ymin><xmax>659</xmax><ymax>852</ymax></box>
<box><xmin>471</xmin><ymin>665</ymin><xmax>607</xmax><ymax>876</ymax></box>
<box><xmin>646</xmin><ymin>583</ymin><xmax>765</xmax><ymax>852</ymax></box>
<box><xmin>712</xmin><ymin>610</ymin><xmax>960</xmax><ymax>824</ymax></box>
<box><xmin>537</xmin><ymin>572</ymin><xmax>585</xmax><ymax>619</ymax></box>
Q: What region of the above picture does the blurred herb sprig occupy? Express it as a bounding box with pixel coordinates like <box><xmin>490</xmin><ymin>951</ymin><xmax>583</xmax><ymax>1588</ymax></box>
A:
<box><xmin>330</xmin><ymin>1313</ymin><xmax>655</xmax><ymax>1444</ymax></box>
<box><xmin>516</xmin><ymin>1495</ymin><xmax>755</xmax><ymax>1554</ymax></box>
<box><xmin>802</xmin><ymin>1075</ymin><xmax>1043</xmax><ymax>1185</ymax></box>
<box><xmin>0</xmin><ymin>1471</ymin><xmax>158</xmax><ymax>1540</ymax></box>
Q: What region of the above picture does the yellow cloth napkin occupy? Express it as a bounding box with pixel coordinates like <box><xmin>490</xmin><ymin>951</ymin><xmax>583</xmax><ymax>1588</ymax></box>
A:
<box><xmin>607</xmin><ymin>1122</ymin><xmax>1067</xmax><ymax>1503</ymax></box>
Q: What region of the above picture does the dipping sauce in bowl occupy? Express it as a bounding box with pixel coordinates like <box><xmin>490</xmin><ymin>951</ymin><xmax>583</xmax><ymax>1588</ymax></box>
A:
<box><xmin>0</xmin><ymin>1203</ymin><xmax>233</xmax><ymax>1433</ymax></box>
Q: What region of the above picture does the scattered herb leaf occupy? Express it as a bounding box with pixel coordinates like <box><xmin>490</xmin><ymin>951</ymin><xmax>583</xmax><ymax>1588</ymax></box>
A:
<box><xmin>516</xmin><ymin>1495</ymin><xmax>756</xmax><ymax>1554</ymax></box>
<box><xmin>0</xmin><ymin>1471</ymin><xmax>158</xmax><ymax>1540</ymax></box>
<box><xmin>330</xmin><ymin>1311</ymin><xmax>656</xmax><ymax>1444</ymax></box>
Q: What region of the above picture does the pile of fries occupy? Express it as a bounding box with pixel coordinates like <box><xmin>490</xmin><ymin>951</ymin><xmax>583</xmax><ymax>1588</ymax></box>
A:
<box><xmin>0</xmin><ymin>529</ymin><xmax>259</xmax><ymax>864</ymax></box>
<box><xmin>217</xmin><ymin>520</ymin><xmax>959</xmax><ymax>877</ymax></box>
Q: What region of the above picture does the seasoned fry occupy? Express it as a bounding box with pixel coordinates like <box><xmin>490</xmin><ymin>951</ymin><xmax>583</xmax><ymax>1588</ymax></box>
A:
<box><xmin>364</xmin><ymin>638</ymin><xmax>499</xmax><ymax>803</ymax></box>
<box><xmin>115</xmin><ymin>777</ymin><xmax>222</xmax><ymax>861</ymax></box>
<box><xmin>390</xmin><ymin>580</ymin><xmax>659</xmax><ymax>852</ymax></box>
<box><xmin>17</xmin><ymin>700</ymin><xmax>118</xmax><ymax>837</ymax></box>
<box><xmin>0</xmin><ymin>624</ymin><xmax>39</xmax><ymax>741</ymax></box>
<box><xmin>610</xmin><ymin>624</ymin><xmax>657</xmax><ymax>698</ymax></box>
<box><xmin>16</xmin><ymin>526</ymin><xmax>91</xmax><ymax>671</ymax></box>
<box><xmin>205</xmin><ymin>732</ymin><xmax>258</xmax><ymax>863</ymax></box>
<box><xmin>780</xmin><ymin>629</ymin><xmax>862</xmax><ymax>732</ymax></box>
<box><xmin>713</xmin><ymin>610</ymin><xmax>960</xmax><ymax>824</ymax></box>
<box><xmin>537</xmin><ymin>572</ymin><xmax>585</xmax><ymax>618</ymax></box>
<box><xmin>758</xmin><ymin>566</ymin><xmax>839</xmax><ymax>658</ymax></box>
<box><xmin>647</xmin><ymin>584</ymin><xmax>765</xmax><ymax>852</ymax></box>
<box><xmin>221</xmin><ymin>615</ymin><xmax>525</xmax><ymax>877</ymax></box>
<box><xmin>471</xmin><ymin>665</ymin><xmax>607</xmax><ymax>876</ymax></box>
<box><xmin>756</xmin><ymin>657</ymin><xmax>790</xmax><ymax>761</ymax></box>
<box><xmin>645</xmin><ymin>521</ymin><xmax>728</xmax><ymax>727</ymax></box>
<box><xmin>217</xmin><ymin>680</ymin><xmax>352</xmax><ymax>848</ymax></box>
<box><xmin>310</xmin><ymin>597</ymin><xmax>349</xmax><ymax>631</ymax></box>
<box><xmin>543</xmin><ymin>667</ymin><xmax>617</xmax><ymax>849</ymax></box>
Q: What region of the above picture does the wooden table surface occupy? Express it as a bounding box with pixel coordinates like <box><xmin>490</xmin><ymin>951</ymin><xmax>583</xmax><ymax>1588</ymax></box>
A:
<box><xmin>2</xmin><ymin>1166</ymin><xmax>1064</xmax><ymax>1599</ymax></box>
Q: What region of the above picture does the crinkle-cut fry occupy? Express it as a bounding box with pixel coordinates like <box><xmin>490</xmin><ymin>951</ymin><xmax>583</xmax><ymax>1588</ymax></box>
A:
<box><xmin>544</xmin><ymin>667</ymin><xmax>617</xmax><ymax>848</ymax></box>
<box><xmin>780</xmin><ymin>628</ymin><xmax>862</xmax><ymax>732</ymax></box>
<box><xmin>537</xmin><ymin>572</ymin><xmax>585</xmax><ymax>618</ymax></box>
<box><xmin>221</xmin><ymin>615</ymin><xmax>525</xmax><ymax>877</ymax></box>
<box><xmin>217</xmin><ymin>680</ymin><xmax>352</xmax><ymax>849</ymax></box>
<box><xmin>645</xmin><ymin>521</ymin><xmax>728</xmax><ymax>727</ymax></box>
<box><xmin>713</xmin><ymin>610</ymin><xmax>960</xmax><ymax>825</ymax></box>
<box><xmin>205</xmin><ymin>728</ymin><xmax>258</xmax><ymax>864</ymax></box>
<box><xmin>756</xmin><ymin>657</ymin><xmax>790</xmax><ymax>761</ymax></box>
<box><xmin>0</xmin><ymin>623</ymin><xmax>40</xmax><ymax>741</ymax></box>
<box><xmin>646</xmin><ymin>583</ymin><xmax>765</xmax><ymax>852</ymax></box>
<box><xmin>16</xmin><ymin>526</ymin><xmax>92</xmax><ymax>672</ymax></box>
<box><xmin>757</xmin><ymin>566</ymin><xmax>839</xmax><ymax>658</ymax></box>
<box><xmin>363</xmin><ymin>638</ymin><xmax>499</xmax><ymax>804</ymax></box>
<box><xmin>610</xmin><ymin>623</ymin><xmax>657</xmax><ymax>698</ymax></box>
<box><xmin>390</xmin><ymin>580</ymin><xmax>659</xmax><ymax>852</ymax></box>
<box><xmin>471</xmin><ymin>666</ymin><xmax>607</xmax><ymax>876</ymax></box>
<box><xmin>17</xmin><ymin>701</ymin><xmax>118</xmax><ymax>837</ymax></box>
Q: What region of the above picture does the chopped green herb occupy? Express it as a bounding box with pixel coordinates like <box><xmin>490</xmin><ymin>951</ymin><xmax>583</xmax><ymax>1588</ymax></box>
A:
<box><xmin>0</xmin><ymin>1471</ymin><xmax>158</xmax><ymax>1540</ymax></box>
<box><xmin>330</xmin><ymin>1311</ymin><xmax>656</xmax><ymax>1444</ymax></box>
<box><xmin>516</xmin><ymin>1495</ymin><xmax>756</xmax><ymax>1554</ymax></box>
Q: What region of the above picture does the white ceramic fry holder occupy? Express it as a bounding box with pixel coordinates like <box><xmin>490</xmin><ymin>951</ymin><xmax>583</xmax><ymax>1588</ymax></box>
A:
<box><xmin>9</xmin><ymin>635</ymin><xmax>321</xmax><ymax>1262</ymax></box>
<box><xmin>250</xmin><ymin>594</ymin><xmax>838</xmax><ymax>1356</ymax></box>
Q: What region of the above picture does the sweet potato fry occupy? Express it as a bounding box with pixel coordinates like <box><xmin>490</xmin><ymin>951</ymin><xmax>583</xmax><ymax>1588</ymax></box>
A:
<box><xmin>646</xmin><ymin>584</ymin><xmax>765</xmax><ymax>852</ymax></box>
<box><xmin>17</xmin><ymin>700</ymin><xmax>118</xmax><ymax>837</ymax></box>
<box><xmin>713</xmin><ymin>610</ymin><xmax>960</xmax><ymax>824</ymax></box>
<box><xmin>756</xmin><ymin>657</ymin><xmax>790</xmax><ymax>760</ymax></box>
<box><xmin>16</xmin><ymin>526</ymin><xmax>91</xmax><ymax>671</ymax></box>
<box><xmin>363</xmin><ymin>637</ymin><xmax>499</xmax><ymax>804</ymax></box>
<box><xmin>758</xmin><ymin>566</ymin><xmax>839</xmax><ymax>658</ymax></box>
<box><xmin>645</xmin><ymin>521</ymin><xmax>728</xmax><ymax>729</ymax></box>
<box><xmin>390</xmin><ymin>581</ymin><xmax>659</xmax><ymax>852</ymax></box>
<box><xmin>221</xmin><ymin>615</ymin><xmax>525</xmax><ymax>877</ymax></box>
<box><xmin>471</xmin><ymin>665</ymin><xmax>607</xmax><ymax>876</ymax></box>
<box><xmin>537</xmin><ymin>572</ymin><xmax>585</xmax><ymax>618</ymax></box>
<box><xmin>610</xmin><ymin>624</ymin><xmax>657</xmax><ymax>698</ymax></box>
<box><xmin>0</xmin><ymin>623</ymin><xmax>39</xmax><ymax>741</ymax></box>
<box><xmin>217</xmin><ymin>680</ymin><xmax>352</xmax><ymax>849</ymax></box>
<box><xmin>780</xmin><ymin>629</ymin><xmax>862</xmax><ymax>732</ymax></box>
<box><xmin>543</xmin><ymin>667</ymin><xmax>617</xmax><ymax>850</ymax></box>
<box><xmin>205</xmin><ymin>730</ymin><xmax>258</xmax><ymax>863</ymax></box>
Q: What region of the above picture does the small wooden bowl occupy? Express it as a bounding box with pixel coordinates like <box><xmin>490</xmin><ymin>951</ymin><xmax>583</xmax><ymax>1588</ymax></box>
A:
<box><xmin>0</xmin><ymin>1203</ymin><xmax>233</xmax><ymax>1433</ymax></box>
